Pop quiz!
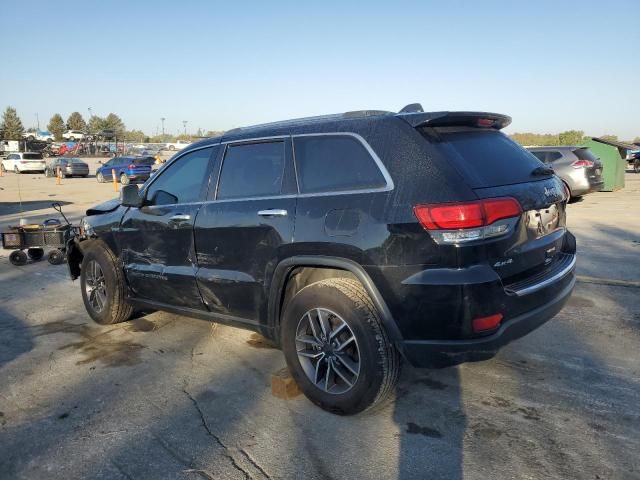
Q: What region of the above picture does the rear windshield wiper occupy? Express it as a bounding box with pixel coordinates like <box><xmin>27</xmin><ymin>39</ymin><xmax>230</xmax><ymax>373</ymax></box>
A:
<box><xmin>531</xmin><ymin>165</ymin><xmax>554</xmax><ymax>176</ymax></box>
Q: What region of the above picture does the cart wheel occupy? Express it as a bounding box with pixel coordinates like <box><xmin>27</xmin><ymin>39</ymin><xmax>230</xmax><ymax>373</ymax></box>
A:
<box><xmin>9</xmin><ymin>250</ymin><xmax>28</xmax><ymax>266</ymax></box>
<box><xmin>47</xmin><ymin>249</ymin><xmax>66</xmax><ymax>265</ymax></box>
<box><xmin>27</xmin><ymin>248</ymin><xmax>45</xmax><ymax>261</ymax></box>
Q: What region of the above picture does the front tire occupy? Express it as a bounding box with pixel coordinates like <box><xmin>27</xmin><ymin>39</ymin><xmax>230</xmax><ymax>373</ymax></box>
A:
<box><xmin>9</xmin><ymin>250</ymin><xmax>28</xmax><ymax>266</ymax></box>
<box><xmin>281</xmin><ymin>278</ymin><xmax>400</xmax><ymax>415</ymax></box>
<box><xmin>14</xmin><ymin>166</ymin><xmax>20</xmax><ymax>174</ymax></box>
<box><xmin>80</xmin><ymin>243</ymin><xmax>134</xmax><ymax>325</ymax></box>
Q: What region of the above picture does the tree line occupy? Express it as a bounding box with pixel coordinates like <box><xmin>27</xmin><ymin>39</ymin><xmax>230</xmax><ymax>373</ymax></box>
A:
<box><xmin>0</xmin><ymin>106</ymin><xmax>217</xmax><ymax>144</ymax></box>
<box><xmin>3</xmin><ymin>106</ymin><xmax>637</xmax><ymax>146</ymax></box>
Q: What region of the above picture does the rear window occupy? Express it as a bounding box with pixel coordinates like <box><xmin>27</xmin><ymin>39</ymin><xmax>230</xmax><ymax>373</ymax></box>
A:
<box><xmin>23</xmin><ymin>153</ymin><xmax>43</xmax><ymax>160</ymax></box>
<box><xmin>573</xmin><ymin>148</ymin><xmax>598</xmax><ymax>161</ymax></box>
<box><xmin>293</xmin><ymin>135</ymin><xmax>386</xmax><ymax>193</ymax></box>
<box><xmin>133</xmin><ymin>157</ymin><xmax>155</xmax><ymax>165</ymax></box>
<box><xmin>423</xmin><ymin>128</ymin><xmax>545</xmax><ymax>188</ymax></box>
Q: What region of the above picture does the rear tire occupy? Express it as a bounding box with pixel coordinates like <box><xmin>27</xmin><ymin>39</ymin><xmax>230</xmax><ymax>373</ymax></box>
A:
<box><xmin>634</xmin><ymin>159</ymin><xmax>640</xmax><ymax>173</ymax></box>
<box><xmin>120</xmin><ymin>173</ymin><xmax>130</xmax><ymax>185</ymax></box>
<box><xmin>96</xmin><ymin>172</ymin><xmax>105</xmax><ymax>183</ymax></box>
<box><xmin>80</xmin><ymin>243</ymin><xmax>134</xmax><ymax>325</ymax></box>
<box><xmin>281</xmin><ymin>278</ymin><xmax>400</xmax><ymax>415</ymax></box>
<box><xmin>14</xmin><ymin>166</ymin><xmax>20</xmax><ymax>174</ymax></box>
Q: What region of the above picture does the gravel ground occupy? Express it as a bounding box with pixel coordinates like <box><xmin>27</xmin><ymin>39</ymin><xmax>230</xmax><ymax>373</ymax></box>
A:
<box><xmin>0</xmin><ymin>167</ymin><xmax>639</xmax><ymax>480</ymax></box>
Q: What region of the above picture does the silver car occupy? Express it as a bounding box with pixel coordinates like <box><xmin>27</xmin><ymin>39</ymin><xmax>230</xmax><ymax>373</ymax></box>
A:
<box><xmin>527</xmin><ymin>146</ymin><xmax>604</xmax><ymax>199</ymax></box>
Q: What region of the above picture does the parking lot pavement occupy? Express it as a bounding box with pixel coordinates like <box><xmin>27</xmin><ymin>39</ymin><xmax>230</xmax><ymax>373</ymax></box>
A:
<box><xmin>0</xmin><ymin>173</ymin><xmax>639</xmax><ymax>479</ymax></box>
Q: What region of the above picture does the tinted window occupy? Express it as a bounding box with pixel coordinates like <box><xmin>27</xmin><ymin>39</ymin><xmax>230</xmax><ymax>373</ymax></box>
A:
<box><xmin>573</xmin><ymin>148</ymin><xmax>598</xmax><ymax>161</ymax></box>
<box><xmin>548</xmin><ymin>152</ymin><xmax>562</xmax><ymax>162</ymax></box>
<box><xmin>293</xmin><ymin>135</ymin><xmax>386</xmax><ymax>193</ymax></box>
<box><xmin>425</xmin><ymin>128</ymin><xmax>547</xmax><ymax>188</ymax></box>
<box><xmin>23</xmin><ymin>153</ymin><xmax>43</xmax><ymax>160</ymax></box>
<box><xmin>133</xmin><ymin>156</ymin><xmax>155</xmax><ymax>165</ymax></box>
<box><xmin>531</xmin><ymin>152</ymin><xmax>546</xmax><ymax>162</ymax></box>
<box><xmin>217</xmin><ymin>142</ymin><xmax>285</xmax><ymax>199</ymax></box>
<box><xmin>146</xmin><ymin>147</ymin><xmax>214</xmax><ymax>205</ymax></box>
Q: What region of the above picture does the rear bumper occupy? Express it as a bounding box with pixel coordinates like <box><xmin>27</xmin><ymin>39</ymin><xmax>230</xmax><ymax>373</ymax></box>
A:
<box><xmin>401</xmin><ymin>274</ymin><xmax>575</xmax><ymax>368</ymax></box>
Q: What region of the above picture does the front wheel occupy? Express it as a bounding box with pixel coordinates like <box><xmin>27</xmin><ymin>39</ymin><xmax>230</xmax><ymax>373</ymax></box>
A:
<box><xmin>9</xmin><ymin>250</ymin><xmax>28</xmax><ymax>266</ymax></box>
<box><xmin>14</xmin><ymin>166</ymin><xmax>20</xmax><ymax>174</ymax></box>
<box><xmin>80</xmin><ymin>243</ymin><xmax>134</xmax><ymax>324</ymax></box>
<box><xmin>281</xmin><ymin>278</ymin><xmax>400</xmax><ymax>415</ymax></box>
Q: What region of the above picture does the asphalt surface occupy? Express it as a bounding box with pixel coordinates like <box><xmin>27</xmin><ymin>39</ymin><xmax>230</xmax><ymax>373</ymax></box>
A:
<box><xmin>0</xmin><ymin>165</ymin><xmax>639</xmax><ymax>479</ymax></box>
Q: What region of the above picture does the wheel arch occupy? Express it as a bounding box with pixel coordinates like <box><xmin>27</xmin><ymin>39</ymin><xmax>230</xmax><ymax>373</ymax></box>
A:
<box><xmin>268</xmin><ymin>256</ymin><xmax>404</xmax><ymax>347</ymax></box>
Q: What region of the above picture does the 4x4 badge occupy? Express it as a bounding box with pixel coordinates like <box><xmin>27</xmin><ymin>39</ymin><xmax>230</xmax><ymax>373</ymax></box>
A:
<box><xmin>493</xmin><ymin>258</ymin><xmax>513</xmax><ymax>268</ymax></box>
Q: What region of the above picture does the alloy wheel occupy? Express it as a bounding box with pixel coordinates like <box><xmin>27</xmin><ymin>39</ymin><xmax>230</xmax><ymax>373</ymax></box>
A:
<box><xmin>85</xmin><ymin>260</ymin><xmax>107</xmax><ymax>313</ymax></box>
<box><xmin>295</xmin><ymin>308</ymin><xmax>360</xmax><ymax>395</ymax></box>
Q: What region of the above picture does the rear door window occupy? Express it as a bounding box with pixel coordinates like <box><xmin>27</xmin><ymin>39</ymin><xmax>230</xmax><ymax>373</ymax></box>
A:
<box><xmin>217</xmin><ymin>141</ymin><xmax>285</xmax><ymax>199</ymax></box>
<box><xmin>293</xmin><ymin>135</ymin><xmax>386</xmax><ymax>193</ymax></box>
<box><xmin>23</xmin><ymin>153</ymin><xmax>43</xmax><ymax>160</ymax></box>
<box><xmin>423</xmin><ymin>128</ymin><xmax>546</xmax><ymax>188</ymax></box>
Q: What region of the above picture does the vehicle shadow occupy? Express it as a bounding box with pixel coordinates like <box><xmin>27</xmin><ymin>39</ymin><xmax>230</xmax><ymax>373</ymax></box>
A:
<box><xmin>0</xmin><ymin>307</ymin><xmax>34</xmax><ymax>370</ymax></box>
<box><xmin>0</xmin><ymin>200</ymin><xmax>71</xmax><ymax>216</ymax></box>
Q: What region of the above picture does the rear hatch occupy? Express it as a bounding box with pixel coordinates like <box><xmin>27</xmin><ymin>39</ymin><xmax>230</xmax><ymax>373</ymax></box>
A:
<box><xmin>128</xmin><ymin>157</ymin><xmax>154</xmax><ymax>176</ymax></box>
<box><xmin>21</xmin><ymin>153</ymin><xmax>45</xmax><ymax>169</ymax></box>
<box><xmin>414</xmin><ymin>120</ymin><xmax>570</xmax><ymax>284</ymax></box>
<box><xmin>573</xmin><ymin>147</ymin><xmax>603</xmax><ymax>188</ymax></box>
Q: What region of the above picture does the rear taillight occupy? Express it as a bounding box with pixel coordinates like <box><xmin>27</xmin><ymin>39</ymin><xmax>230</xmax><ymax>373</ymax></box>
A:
<box><xmin>477</xmin><ymin>118</ymin><xmax>496</xmax><ymax>128</ymax></box>
<box><xmin>571</xmin><ymin>159</ymin><xmax>594</xmax><ymax>168</ymax></box>
<box><xmin>128</xmin><ymin>164</ymin><xmax>136</xmax><ymax>169</ymax></box>
<box><xmin>414</xmin><ymin>197</ymin><xmax>521</xmax><ymax>244</ymax></box>
<box><xmin>472</xmin><ymin>313</ymin><xmax>503</xmax><ymax>333</ymax></box>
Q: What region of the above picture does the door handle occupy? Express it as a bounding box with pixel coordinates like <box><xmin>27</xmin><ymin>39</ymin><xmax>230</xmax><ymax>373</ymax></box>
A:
<box><xmin>258</xmin><ymin>209</ymin><xmax>288</xmax><ymax>217</ymax></box>
<box><xmin>170</xmin><ymin>214</ymin><xmax>191</xmax><ymax>221</ymax></box>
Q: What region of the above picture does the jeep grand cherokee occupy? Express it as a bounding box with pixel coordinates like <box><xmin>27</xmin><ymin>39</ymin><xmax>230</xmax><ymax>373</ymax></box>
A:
<box><xmin>67</xmin><ymin>103</ymin><xmax>576</xmax><ymax>414</ymax></box>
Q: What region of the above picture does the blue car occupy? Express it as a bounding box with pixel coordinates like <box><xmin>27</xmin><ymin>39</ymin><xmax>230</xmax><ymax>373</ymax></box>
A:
<box><xmin>95</xmin><ymin>155</ymin><xmax>155</xmax><ymax>185</ymax></box>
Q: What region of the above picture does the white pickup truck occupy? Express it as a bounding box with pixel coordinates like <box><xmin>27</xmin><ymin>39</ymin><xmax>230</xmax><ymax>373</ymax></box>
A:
<box><xmin>164</xmin><ymin>140</ymin><xmax>191</xmax><ymax>151</ymax></box>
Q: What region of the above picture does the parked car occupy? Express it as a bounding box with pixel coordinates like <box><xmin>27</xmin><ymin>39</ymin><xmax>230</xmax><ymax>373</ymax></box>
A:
<box><xmin>527</xmin><ymin>146</ymin><xmax>604</xmax><ymax>199</ymax></box>
<box><xmin>95</xmin><ymin>155</ymin><xmax>155</xmax><ymax>184</ymax></box>
<box><xmin>97</xmin><ymin>129</ymin><xmax>116</xmax><ymax>140</ymax></box>
<box><xmin>69</xmin><ymin>104</ymin><xmax>575</xmax><ymax>415</ymax></box>
<box><xmin>1</xmin><ymin>152</ymin><xmax>46</xmax><ymax>173</ymax></box>
<box><xmin>165</xmin><ymin>140</ymin><xmax>191</xmax><ymax>151</ymax></box>
<box><xmin>21</xmin><ymin>130</ymin><xmax>54</xmax><ymax>143</ymax></box>
<box><xmin>62</xmin><ymin>130</ymin><xmax>86</xmax><ymax>141</ymax></box>
<box><xmin>45</xmin><ymin>157</ymin><xmax>89</xmax><ymax>178</ymax></box>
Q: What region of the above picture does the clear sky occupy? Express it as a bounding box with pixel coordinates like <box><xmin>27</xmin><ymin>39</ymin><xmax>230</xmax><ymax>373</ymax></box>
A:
<box><xmin>2</xmin><ymin>0</ymin><xmax>639</xmax><ymax>139</ymax></box>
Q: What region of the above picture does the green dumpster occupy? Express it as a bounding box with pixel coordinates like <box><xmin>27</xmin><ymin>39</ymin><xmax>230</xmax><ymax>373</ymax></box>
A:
<box><xmin>582</xmin><ymin>137</ymin><xmax>629</xmax><ymax>191</ymax></box>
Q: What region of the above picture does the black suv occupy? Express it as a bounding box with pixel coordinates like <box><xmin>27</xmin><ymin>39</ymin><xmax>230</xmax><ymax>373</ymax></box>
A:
<box><xmin>68</xmin><ymin>104</ymin><xmax>576</xmax><ymax>414</ymax></box>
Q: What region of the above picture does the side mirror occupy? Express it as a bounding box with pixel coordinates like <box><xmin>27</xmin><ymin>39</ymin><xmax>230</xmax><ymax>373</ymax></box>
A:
<box><xmin>120</xmin><ymin>184</ymin><xmax>144</xmax><ymax>207</ymax></box>
<box><xmin>150</xmin><ymin>189</ymin><xmax>178</xmax><ymax>206</ymax></box>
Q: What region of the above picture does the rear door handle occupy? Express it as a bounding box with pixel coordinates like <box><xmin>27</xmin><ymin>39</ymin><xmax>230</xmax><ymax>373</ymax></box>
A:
<box><xmin>170</xmin><ymin>214</ymin><xmax>191</xmax><ymax>221</ymax></box>
<box><xmin>258</xmin><ymin>209</ymin><xmax>288</xmax><ymax>217</ymax></box>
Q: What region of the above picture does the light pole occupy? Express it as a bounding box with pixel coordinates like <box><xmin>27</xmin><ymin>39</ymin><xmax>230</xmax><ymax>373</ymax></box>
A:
<box><xmin>161</xmin><ymin>117</ymin><xmax>166</xmax><ymax>138</ymax></box>
<box><xmin>35</xmin><ymin>113</ymin><xmax>40</xmax><ymax>130</ymax></box>
<box><xmin>182</xmin><ymin>120</ymin><xmax>187</xmax><ymax>136</ymax></box>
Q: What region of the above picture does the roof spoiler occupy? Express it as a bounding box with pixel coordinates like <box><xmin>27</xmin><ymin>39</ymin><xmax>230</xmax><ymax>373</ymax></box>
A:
<box><xmin>397</xmin><ymin>110</ymin><xmax>512</xmax><ymax>130</ymax></box>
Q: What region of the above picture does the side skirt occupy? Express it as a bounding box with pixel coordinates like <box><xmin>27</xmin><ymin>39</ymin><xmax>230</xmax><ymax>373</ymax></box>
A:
<box><xmin>127</xmin><ymin>298</ymin><xmax>275</xmax><ymax>339</ymax></box>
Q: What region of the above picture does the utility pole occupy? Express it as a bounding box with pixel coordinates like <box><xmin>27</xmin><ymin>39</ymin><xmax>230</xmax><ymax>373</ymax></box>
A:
<box><xmin>161</xmin><ymin>117</ymin><xmax>166</xmax><ymax>138</ymax></box>
<box><xmin>183</xmin><ymin>120</ymin><xmax>187</xmax><ymax>135</ymax></box>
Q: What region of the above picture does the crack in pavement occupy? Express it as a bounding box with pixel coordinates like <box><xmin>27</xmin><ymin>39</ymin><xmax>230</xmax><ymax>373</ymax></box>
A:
<box><xmin>183</xmin><ymin>388</ymin><xmax>270</xmax><ymax>480</ymax></box>
<box><xmin>154</xmin><ymin>435</ymin><xmax>214</xmax><ymax>480</ymax></box>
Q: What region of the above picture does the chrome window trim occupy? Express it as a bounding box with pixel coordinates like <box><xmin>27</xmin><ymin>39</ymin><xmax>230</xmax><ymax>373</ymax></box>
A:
<box><xmin>291</xmin><ymin>132</ymin><xmax>394</xmax><ymax>196</ymax></box>
<box><xmin>220</xmin><ymin>135</ymin><xmax>289</xmax><ymax>145</ymax></box>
